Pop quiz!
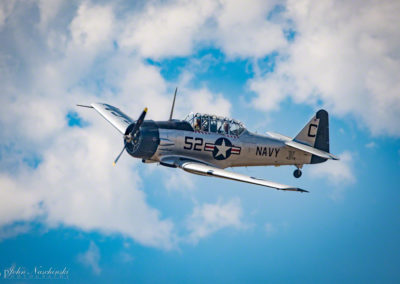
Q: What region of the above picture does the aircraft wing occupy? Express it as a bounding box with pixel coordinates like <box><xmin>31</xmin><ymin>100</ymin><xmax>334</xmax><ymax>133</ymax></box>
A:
<box><xmin>179</xmin><ymin>161</ymin><xmax>308</xmax><ymax>193</ymax></box>
<box><xmin>90</xmin><ymin>103</ymin><xmax>134</xmax><ymax>134</ymax></box>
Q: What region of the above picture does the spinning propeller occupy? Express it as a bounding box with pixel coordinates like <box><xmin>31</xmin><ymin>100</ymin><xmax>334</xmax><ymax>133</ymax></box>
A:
<box><xmin>113</xmin><ymin>107</ymin><xmax>148</xmax><ymax>166</ymax></box>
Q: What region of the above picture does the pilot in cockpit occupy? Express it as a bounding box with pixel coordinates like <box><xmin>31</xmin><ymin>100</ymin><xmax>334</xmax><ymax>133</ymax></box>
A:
<box><xmin>223</xmin><ymin>121</ymin><xmax>229</xmax><ymax>134</ymax></box>
<box><xmin>194</xmin><ymin>117</ymin><xmax>201</xmax><ymax>130</ymax></box>
<box><xmin>202</xmin><ymin>117</ymin><xmax>209</xmax><ymax>131</ymax></box>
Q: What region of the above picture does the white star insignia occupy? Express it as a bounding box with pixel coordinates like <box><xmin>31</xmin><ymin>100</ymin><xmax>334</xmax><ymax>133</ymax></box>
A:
<box><xmin>215</xmin><ymin>139</ymin><xmax>231</xmax><ymax>158</ymax></box>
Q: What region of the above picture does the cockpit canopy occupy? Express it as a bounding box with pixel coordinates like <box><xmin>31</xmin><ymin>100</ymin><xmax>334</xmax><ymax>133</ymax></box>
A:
<box><xmin>184</xmin><ymin>112</ymin><xmax>246</xmax><ymax>136</ymax></box>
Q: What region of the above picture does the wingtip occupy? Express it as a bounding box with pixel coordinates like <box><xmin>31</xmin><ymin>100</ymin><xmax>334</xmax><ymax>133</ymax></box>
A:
<box><xmin>282</xmin><ymin>187</ymin><xmax>309</xmax><ymax>193</ymax></box>
<box><xmin>76</xmin><ymin>104</ymin><xmax>94</xmax><ymax>108</ymax></box>
<box><xmin>329</xmin><ymin>154</ymin><xmax>340</xmax><ymax>160</ymax></box>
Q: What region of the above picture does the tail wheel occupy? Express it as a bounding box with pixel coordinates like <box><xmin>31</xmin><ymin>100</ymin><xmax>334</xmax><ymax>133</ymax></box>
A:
<box><xmin>293</xmin><ymin>169</ymin><xmax>302</xmax><ymax>178</ymax></box>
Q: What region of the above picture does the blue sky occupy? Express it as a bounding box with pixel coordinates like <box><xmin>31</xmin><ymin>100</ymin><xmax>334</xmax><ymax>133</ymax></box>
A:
<box><xmin>0</xmin><ymin>0</ymin><xmax>399</xmax><ymax>283</ymax></box>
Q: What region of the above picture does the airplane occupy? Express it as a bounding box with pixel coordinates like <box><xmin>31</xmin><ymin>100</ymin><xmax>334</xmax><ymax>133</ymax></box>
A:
<box><xmin>77</xmin><ymin>88</ymin><xmax>339</xmax><ymax>193</ymax></box>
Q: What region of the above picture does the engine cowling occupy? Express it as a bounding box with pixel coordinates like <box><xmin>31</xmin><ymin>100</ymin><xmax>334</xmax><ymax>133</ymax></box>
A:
<box><xmin>124</xmin><ymin>121</ymin><xmax>160</xmax><ymax>159</ymax></box>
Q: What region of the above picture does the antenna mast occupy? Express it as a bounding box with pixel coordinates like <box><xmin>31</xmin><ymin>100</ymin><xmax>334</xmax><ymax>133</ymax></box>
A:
<box><xmin>169</xmin><ymin>87</ymin><xmax>178</xmax><ymax>120</ymax></box>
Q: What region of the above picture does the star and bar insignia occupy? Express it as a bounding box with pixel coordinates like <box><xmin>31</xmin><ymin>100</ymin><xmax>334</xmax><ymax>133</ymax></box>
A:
<box><xmin>205</xmin><ymin>137</ymin><xmax>241</xmax><ymax>160</ymax></box>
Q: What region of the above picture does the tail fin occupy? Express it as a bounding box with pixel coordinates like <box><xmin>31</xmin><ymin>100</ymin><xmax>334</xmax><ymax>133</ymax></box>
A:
<box><xmin>294</xmin><ymin>112</ymin><xmax>320</xmax><ymax>147</ymax></box>
<box><xmin>294</xmin><ymin>109</ymin><xmax>330</xmax><ymax>164</ymax></box>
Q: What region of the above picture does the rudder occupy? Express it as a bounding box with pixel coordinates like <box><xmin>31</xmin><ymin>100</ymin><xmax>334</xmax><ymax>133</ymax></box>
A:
<box><xmin>311</xmin><ymin>109</ymin><xmax>329</xmax><ymax>164</ymax></box>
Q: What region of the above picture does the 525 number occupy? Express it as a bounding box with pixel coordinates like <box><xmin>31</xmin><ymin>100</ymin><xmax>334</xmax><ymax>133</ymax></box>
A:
<box><xmin>184</xmin><ymin>136</ymin><xmax>203</xmax><ymax>151</ymax></box>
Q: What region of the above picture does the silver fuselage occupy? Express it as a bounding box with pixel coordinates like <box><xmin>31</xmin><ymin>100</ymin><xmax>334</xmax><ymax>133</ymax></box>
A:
<box><xmin>150</xmin><ymin>128</ymin><xmax>312</xmax><ymax>169</ymax></box>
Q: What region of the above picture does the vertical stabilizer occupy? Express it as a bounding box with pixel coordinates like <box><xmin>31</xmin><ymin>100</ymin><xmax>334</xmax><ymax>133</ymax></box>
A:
<box><xmin>294</xmin><ymin>109</ymin><xmax>330</xmax><ymax>164</ymax></box>
<box><xmin>294</xmin><ymin>113</ymin><xmax>320</xmax><ymax>147</ymax></box>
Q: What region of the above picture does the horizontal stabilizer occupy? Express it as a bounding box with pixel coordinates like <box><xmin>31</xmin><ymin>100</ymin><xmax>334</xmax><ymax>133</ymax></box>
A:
<box><xmin>266</xmin><ymin>131</ymin><xmax>292</xmax><ymax>142</ymax></box>
<box><xmin>285</xmin><ymin>140</ymin><xmax>339</xmax><ymax>160</ymax></box>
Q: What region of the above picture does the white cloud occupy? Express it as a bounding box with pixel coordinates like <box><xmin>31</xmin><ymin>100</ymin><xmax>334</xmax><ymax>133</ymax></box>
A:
<box><xmin>309</xmin><ymin>151</ymin><xmax>355</xmax><ymax>185</ymax></box>
<box><xmin>103</xmin><ymin>56</ymin><xmax>172</xmax><ymax>121</ymax></box>
<box><xmin>215</xmin><ymin>0</ymin><xmax>287</xmax><ymax>58</ymax></box>
<box><xmin>186</xmin><ymin>198</ymin><xmax>245</xmax><ymax>243</ymax></box>
<box><xmin>250</xmin><ymin>0</ymin><xmax>400</xmax><ymax>136</ymax></box>
<box><xmin>118</xmin><ymin>251</ymin><xmax>134</xmax><ymax>264</ymax></box>
<box><xmin>38</xmin><ymin>0</ymin><xmax>64</xmax><ymax>30</ymax></box>
<box><xmin>78</xmin><ymin>241</ymin><xmax>101</xmax><ymax>275</ymax></box>
<box><xmin>0</xmin><ymin>0</ymin><xmax>235</xmax><ymax>250</ymax></box>
<box><xmin>0</xmin><ymin>96</ymin><xmax>66</xmax><ymax>143</ymax></box>
<box><xmin>250</xmin><ymin>76</ymin><xmax>286</xmax><ymax>111</ymax></box>
<box><xmin>0</xmin><ymin>174</ymin><xmax>44</xmax><ymax>225</ymax></box>
<box><xmin>365</xmin><ymin>142</ymin><xmax>377</xmax><ymax>149</ymax></box>
<box><xmin>0</xmin><ymin>1</ymin><xmax>16</xmax><ymax>30</ymax></box>
<box><xmin>119</xmin><ymin>0</ymin><xmax>287</xmax><ymax>59</ymax></box>
<box><xmin>69</xmin><ymin>2</ymin><xmax>114</xmax><ymax>51</ymax></box>
<box><xmin>162</xmin><ymin>168</ymin><xmax>196</xmax><ymax>193</ymax></box>
<box><xmin>0</xmin><ymin>223</ymin><xmax>31</xmax><ymax>241</ymax></box>
<box><xmin>304</xmin><ymin>151</ymin><xmax>354</xmax><ymax>206</ymax></box>
<box><xmin>119</xmin><ymin>0</ymin><xmax>218</xmax><ymax>58</ymax></box>
<box><xmin>0</xmin><ymin>11</ymin><xmax>178</xmax><ymax>247</ymax></box>
<box><xmin>180</xmin><ymin>87</ymin><xmax>232</xmax><ymax>118</ymax></box>
<box><xmin>0</xmin><ymin>122</ymin><xmax>177</xmax><ymax>249</ymax></box>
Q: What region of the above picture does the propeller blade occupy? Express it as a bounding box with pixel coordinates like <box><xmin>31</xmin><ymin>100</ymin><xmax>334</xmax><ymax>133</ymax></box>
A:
<box><xmin>130</xmin><ymin>107</ymin><xmax>148</xmax><ymax>138</ymax></box>
<box><xmin>115</xmin><ymin>107</ymin><xmax>148</xmax><ymax>166</ymax></box>
<box><xmin>113</xmin><ymin>144</ymin><xmax>126</xmax><ymax>166</ymax></box>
